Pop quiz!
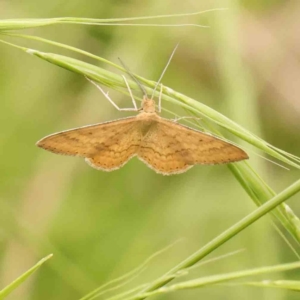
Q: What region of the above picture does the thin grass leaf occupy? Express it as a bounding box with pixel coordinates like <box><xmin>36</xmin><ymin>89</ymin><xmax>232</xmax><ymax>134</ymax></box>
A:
<box><xmin>79</xmin><ymin>240</ymin><xmax>182</xmax><ymax>300</ymax></box>
<box><xmin>244</xmin><ymin>280</ymin><xmax>300</xmax><ymax>291</ymax></box>
<box><xmin>81</xmin><ymin>270</ymin><xmax>146</xmax><ymax>300</ymax></box>
<box><xmin>0</xmin><ymin>19</ymin><xmax>58</xmax><ymax>30</ymax></box>
<box><xmin>131</xmin><ymin>178</ymin><xmax>300</xmax><ymax>299</ymax></box>
<box><xmin>0</xmin><ymin>254</ymin><xmax>52</xmax><ymax>299</ymax></box>
<box><xmin>56</xmin><ymin>8</ymin><xmax>227</xmax><ymax>24</ymax></box>
<box><xmin>84</xmin><ymin>249</ymin><xmax>243</xmax><ymax>300</ymax></box>
<box><xmin>0</xmin><ymin>9</ymin><xmax>226</xmax><ymax>30</ymax></box>
<box><xmin>103</xmin><ymin>284</ymin><xmax>149</xmax><ymax>300</ymax></box>
<box><xmin>229</xmin><ymin>162</ymin><xmax>300</xmax><ymax>245</ymax></box>
<box><xmin>0</xmin><ymin>32</ymin><xmax>122</xmax><ymax>71</ymax></box>
<box><xmin>138</xmin><ymin>261</ymin><xmax>300</xmax><ymax>298</ymax></box>
<box><xmin>186</xmin><ymin>249</ymin><xmax>245</xmax><ymax>272</ymax></box>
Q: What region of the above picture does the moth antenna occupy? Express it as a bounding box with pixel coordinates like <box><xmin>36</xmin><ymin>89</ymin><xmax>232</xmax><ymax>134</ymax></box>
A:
<box><xmin>118</xmin><ymin>58</ymin><xmax>148</xmax><ymax>97</ymax></box>
<box><xmin>150</xmin><ymin>44</ymin><xmax>179</xmax><ymax>100</ymax></box>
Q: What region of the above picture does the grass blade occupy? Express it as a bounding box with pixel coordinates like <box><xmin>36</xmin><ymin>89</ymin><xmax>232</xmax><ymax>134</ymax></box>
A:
<box><xmin>229</xmin><ymin>162</ymin><xmax>300</xmax><ymax>245</ymax></box>
<box><xmin>244</xmin><ymin>280</ymin><xmax>300</xmax><ymax>291</ymax></box>
<box><xmin>79</xmin><ymin>240</ymin><xmax>181</xmax><ymax>300</ymax></box>
<box><xmin>133</xmin><ymin>178</ymin><xmax>300</xmax><ymax>298</ymax></box>
<box><xmin>0</xmin><ymin>254</ymin><xmax>52</xmax><ymax>299</ymax></box>
<box><xmin>0</xmin><ymin>9</ymin><xmax>226</xmax><ymax>30</ymax></box>
<box><xmin>139</xmin><ymin>261</ymin><xmax>300</xmax><ymax>298</ymax></box>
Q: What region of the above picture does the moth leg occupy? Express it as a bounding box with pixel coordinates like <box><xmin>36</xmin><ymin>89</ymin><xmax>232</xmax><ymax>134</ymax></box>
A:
<box><xmin>85</xmin><ymin>76</ymin><xmax>138</xmax><ymax>112</ymax></box>
<box><xmin>158</xmin><ymin>84</ymin><xmax>163</xmax><ymax>113</ymax></box>
<box><xmin>122</xmin><ymin>75</ymin><xmax>138</xmax><ymax>111</ymax></box>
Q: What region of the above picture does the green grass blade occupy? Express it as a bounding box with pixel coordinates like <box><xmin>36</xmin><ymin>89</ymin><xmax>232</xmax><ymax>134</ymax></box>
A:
<box><xmin>79</xmin><ymin>241</ymin><xmax>181</xmax><ymax>300</ymax></box>
<box><xmin>57</xmin><ymin>8</ymin><xmax>227</xmax><ymax>24</ymax></box>
<box><xmin>132</xmin><ymin>178</ymin><xmax>300</xmax><ymax>298</ymax></box>
<box><xmin>139</xmin><ymin>261</ymin><xmax>300</xmax><ymax>298</ymax></box>
<box><xmin>244</xmin><ymin>280</ymin><xmax>300</xmax><ymax>291</ymax></box>
<box><xmin>1</xmin><ymin>32</ymin><xmax>122</xmax><ymax>70</ymax></box>
<box><xmin>82</xmin><ymin>249</ymin><xmax>243</xmax><ymax>300</ymax></box>
<box><xmin>229</xmin><ymin>162</ymin><xmax>300</xmax><ymax>245</ymax></box>
<box><xmin>0</xmin><ymin>19</ymin><xmax>58</xmax><ymax>30</ymax></box>
<box><xmin>0</xmin><ymin>254</ymin><xmax>52</xmax><ymax>299</ymax></box>
<box><xmin>0</xmin><ymin>9</ymin><xmax>226</xmax><ymax>30</ymax></box>
<box><xmin>103</xmin><ymin>285</ymin><xmax>149</xmax><ymax>300</ymax></box>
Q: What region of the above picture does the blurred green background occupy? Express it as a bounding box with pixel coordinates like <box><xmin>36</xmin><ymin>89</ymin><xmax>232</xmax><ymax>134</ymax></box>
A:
<box><xmin>1</xmin><ymin>0</ymin><xmax>300</xmax><ymax>299</ymax></box>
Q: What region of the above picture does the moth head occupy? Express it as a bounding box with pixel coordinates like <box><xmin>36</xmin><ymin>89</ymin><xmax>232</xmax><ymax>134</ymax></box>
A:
<box><xmin>141</xmin><ymin>96</ymin><xmax>156</xmax><ymax>113</ymax></box>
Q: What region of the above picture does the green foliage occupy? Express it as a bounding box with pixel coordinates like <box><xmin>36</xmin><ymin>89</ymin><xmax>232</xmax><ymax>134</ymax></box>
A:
<box><xmin>0</xmin><ymin>2</ymin><xmax>300</xmax><ymax>300</ymax></box>
<box><xmin>0</xmin><ymin>255</ymin><xmax>52</xmax><ymax>299</ymax></box>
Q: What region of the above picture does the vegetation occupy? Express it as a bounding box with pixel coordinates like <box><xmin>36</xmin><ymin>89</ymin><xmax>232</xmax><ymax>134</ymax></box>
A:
<box><xmin>0</xmin><ymin>2</ymin><xmax>300</xmax><ymax>299</ymax></box>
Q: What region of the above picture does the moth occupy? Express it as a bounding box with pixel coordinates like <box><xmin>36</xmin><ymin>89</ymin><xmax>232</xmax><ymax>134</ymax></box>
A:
<box><xmin>37</xmin><ymin>49</ymin><xmax>248</xmax><ymax>175</ymax></box>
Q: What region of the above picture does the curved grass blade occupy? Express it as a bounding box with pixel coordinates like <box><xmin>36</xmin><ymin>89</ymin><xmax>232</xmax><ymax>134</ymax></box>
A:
<box><xmin>79</xmin><ymin>240</ymin><xmax>181</xmax><ymax>300</ymax></box>
<box><xmin>131</xmin><ymin>178</ymin><xmax>300</xmax><ymax>299</ymax></box>
<box><xmin>0</xmin><ymin>8</ymin><xmax>226</xmax><ymax>31</ymax></box>
<box><xmin>229</xmin><ymin>162</ymin><xmax>300</xmax><ymax>244</ymax></box>
<box><xmin>0</xmin><ymin>254</ymin><xmax>52</xmax><ymax>299</ymax></box>
<box><xmin>0</xmin><ymin>19</ymin><xmax>58</xmax><ymax>30</ymax></box>
<box><xmin>138</xmin><ymin>261</ymin><xmax>300</xmax><ymax>298</ymax></box>
<box><xmin>244</xmin><ymin>280</ymin><xmax>300</xmax><ymax>292</ymax></box>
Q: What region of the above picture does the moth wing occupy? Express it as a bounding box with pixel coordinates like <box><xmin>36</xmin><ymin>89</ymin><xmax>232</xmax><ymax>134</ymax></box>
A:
<box><xmin>37</xmin><ymin>117</ymin><xmax>142</xmax><ymax>171</ymax></box>
<box><xmin>138</xmin><ymin>118</ymin><xmax>248</xmax><ymax>175</ymax></box>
